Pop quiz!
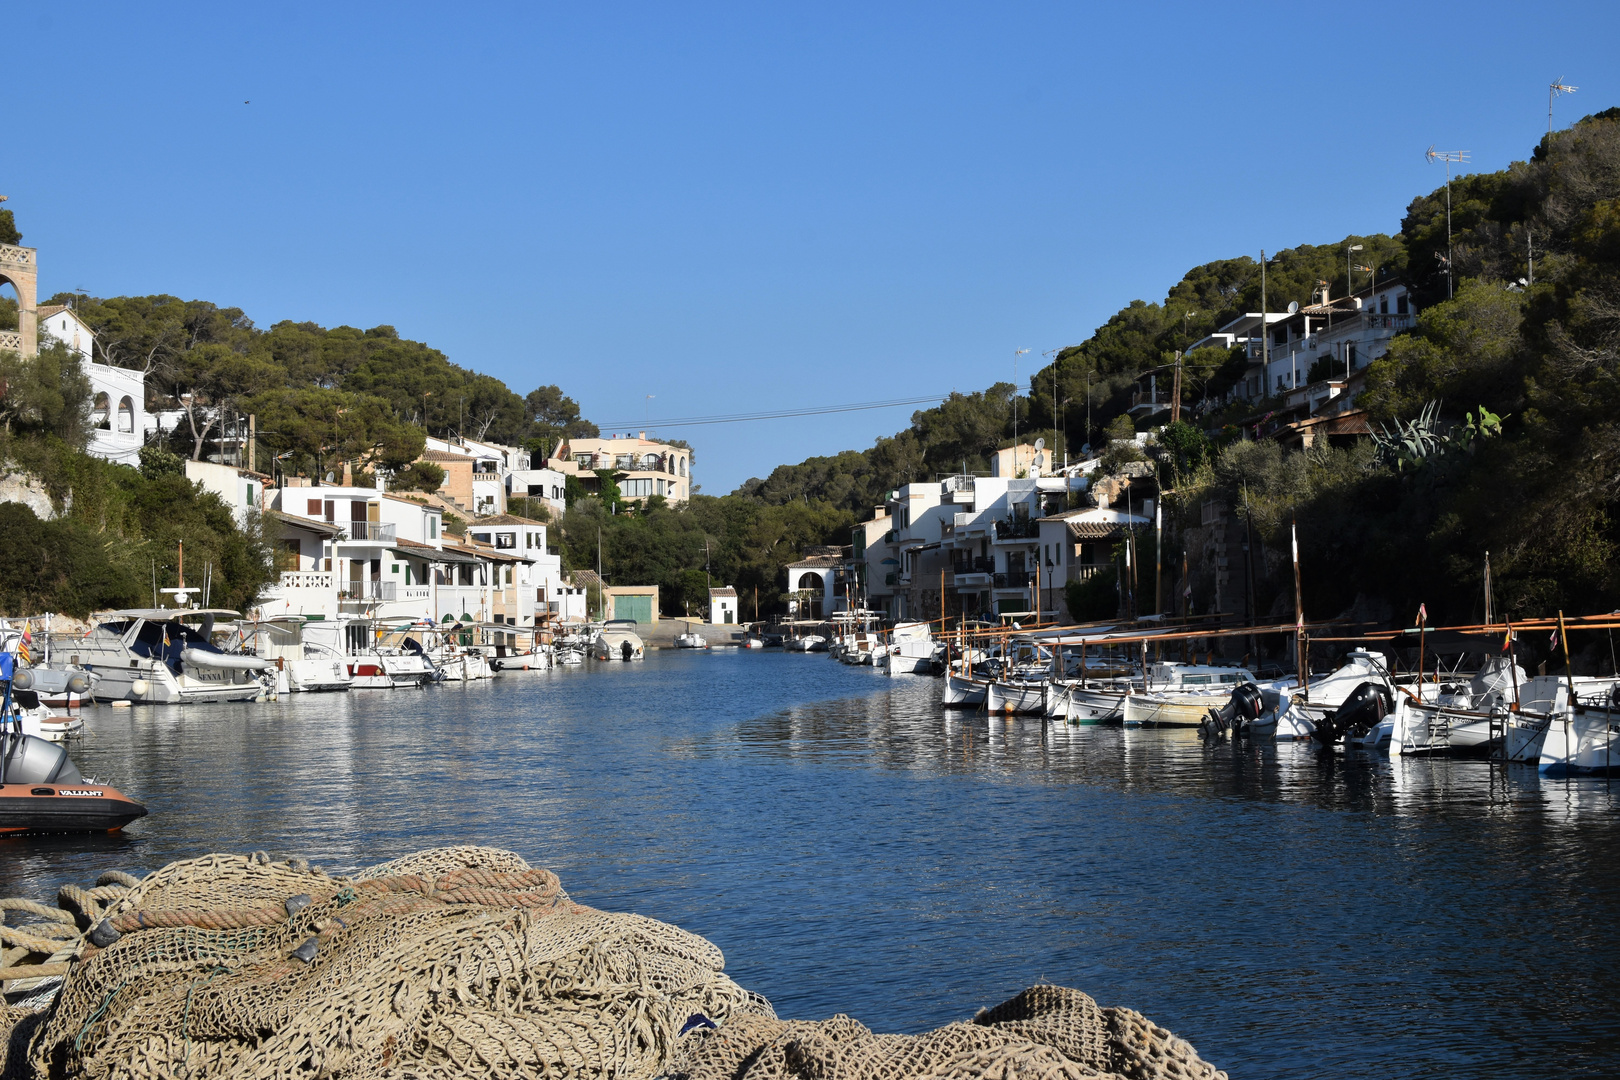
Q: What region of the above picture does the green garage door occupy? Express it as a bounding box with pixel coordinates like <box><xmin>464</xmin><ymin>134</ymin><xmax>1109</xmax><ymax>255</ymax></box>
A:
<box><xmin>614</xmin><ymin>594</ymin><xmax>653</xmax><ymax>623</ymax></box>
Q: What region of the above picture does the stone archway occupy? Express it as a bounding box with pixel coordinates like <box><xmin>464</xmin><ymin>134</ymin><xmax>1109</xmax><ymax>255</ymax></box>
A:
<box><xmin>0</xmin><ymin>242</ymin><xmax>38</xmax><ymax>357</ymax></box>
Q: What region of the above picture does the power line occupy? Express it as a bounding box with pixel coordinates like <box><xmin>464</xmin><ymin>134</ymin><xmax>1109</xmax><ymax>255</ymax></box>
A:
<box><xmin>597</xmin><ymin>394</ymin><xmax>951</xmax><ymax>430</ymax></box>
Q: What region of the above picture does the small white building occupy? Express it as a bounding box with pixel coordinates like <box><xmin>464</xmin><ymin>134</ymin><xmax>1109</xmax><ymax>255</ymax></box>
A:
<box><xmin>709</xmin><ymin>587</ymin><xmax>738</xmax><ymax>625</ymax></box>
<box><xmin>468</xmin><ymin>514</ymin><xmax>563</xmax><ymax>627</ymax></box>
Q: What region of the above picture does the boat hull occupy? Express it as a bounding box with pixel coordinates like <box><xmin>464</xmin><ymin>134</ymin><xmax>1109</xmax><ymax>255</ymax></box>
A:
<box><xmin>1539</xmin><ymin>705</ymin><xmax>1620</xmax><ymax>775</ymax></box>
<box><xmin>943</xmin><ymin>673</ymin><xmax>987</xmax><ymax>707</ymax></box>
<box><xmin>986</xmin><ymin>680</ymin><xmax>1045</xmax><ymax>715</ymax></box>
<box><xmin>0</xmin><ymin>784</ymin><xmax>147</xmax><ymax>834</ymax></box>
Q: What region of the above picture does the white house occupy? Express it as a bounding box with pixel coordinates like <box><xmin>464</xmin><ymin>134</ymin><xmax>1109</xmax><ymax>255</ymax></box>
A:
<box><xmin>709</xmin><ymin>587</ymin><xmax>738</xmax><ymax>625</ymax></box>
<box><xmin>467</xmin><ymin>514</ymin><xmax>562</xmax><ymax>628</ymax></box>
<box><xmin>506</xmin><ymin>465</ymin><xmax>567</xmax><ymax>517</ymax></box>
<box><xmin>183</xmin><ymin>460</ymin><xmax>268</xmax><ymax>527</ymax></box>
<box><xmin>785</xmin><ymin>548</ymin><xmax>847</xmax><ymax>620</ymax></box>
<box><xmin>39</xmin><ymin>306</ymin><xmax>159</xmax><ymax>466</ymax></box>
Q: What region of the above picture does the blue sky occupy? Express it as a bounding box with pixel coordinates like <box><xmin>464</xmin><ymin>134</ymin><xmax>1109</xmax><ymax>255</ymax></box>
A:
<box><xmin>5</xmin><ymin>2</ymin><xmax>1616</xmax><ymax>492</ymax></box>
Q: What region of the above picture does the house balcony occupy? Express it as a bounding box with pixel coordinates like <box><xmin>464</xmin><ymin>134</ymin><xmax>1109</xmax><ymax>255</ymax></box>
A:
<box><xmin>341</xmin><ymin>521</ymin><xmax>396</xmax><ymax>544</ymax></box>
<box><xmin>993</xmin><ymin>572</ymin><xmax>1031</xmax><ymax>590</ymax></box>
<box><xmin>954</xmin><ymin>512</ymin><xmax>990</xmax><ymax>539</ymax></box>
<box><xmin>340</xmin><ymin>580</ymin><xmax>398</xmax><ymax>602</ymax></box>
<box><xmin>993</xmin><ymin>519</ymin><xmax>1040</xmax><ymax>542</ymax></box>
<box><xmin>1069</xmin><ymin>564</ymin><xmax>1110</xmax><ymax>583</ymax></box>
<box><xmin>278</xmin><ymin>570</ymin><xmax>336</xmax><ymax>590</ymax></box>
<box><xmin>941</xmin><ymin>475</ymin><xmax>976</xmax><ymax>505</ymax></box>
<box><xmin>953</xmin><ymin>571</ymin><xmax>992</xmax><ymax>590</ymax></box>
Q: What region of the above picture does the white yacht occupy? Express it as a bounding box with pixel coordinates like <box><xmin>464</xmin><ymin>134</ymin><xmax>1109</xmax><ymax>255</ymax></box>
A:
<box><xmin>72</xmin><ymin>609</ymin><xmax>275</xmax><ymax>703</ymax></box>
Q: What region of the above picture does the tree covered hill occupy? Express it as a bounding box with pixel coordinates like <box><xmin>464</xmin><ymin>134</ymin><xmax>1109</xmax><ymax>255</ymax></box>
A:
<box><xmin>737</xmin><ymin>108</ymin><xmax>1620</xmax><ymax>627</ymax></box>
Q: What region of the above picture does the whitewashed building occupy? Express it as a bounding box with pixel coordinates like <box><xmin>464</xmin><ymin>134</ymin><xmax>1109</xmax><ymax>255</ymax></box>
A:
<box><xmin>709</xmin><ymin>587</ymin><xmax>738</xmax><ymax>625</ymax></box>
<box><xmin>38</xmin><ymin>305</ymin><xmax>158</xmax><ymax>466</ymax></box>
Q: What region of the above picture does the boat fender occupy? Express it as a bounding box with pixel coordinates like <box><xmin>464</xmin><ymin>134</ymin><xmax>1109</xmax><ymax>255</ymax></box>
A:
<box><xmin>66</xmin><ymin>674</ymin><xmax>91</xmax><ymax>695</ymax></box>
<box><xmin>89</xmin><ymin>919</ymin><xmax>121</xmax><ymax>947</ymax></box>
<box><xmin>291</xmin><ymin>936</ymin><xmax>320</xmax><ymax>963</ymax></box>
<box><xmin>130</xmin><ymin>680</ymin><xmax>150</xmax><ymax>698</ymax></box>
<box><xmin>12</xmin><ymin>669</ymin><xmax>33</xmax><ymax>690</ymax></box>
<box><xmin>285</xmin><ymin>894</ymin><xmax>312</xmax><ymax>917</ymax></box>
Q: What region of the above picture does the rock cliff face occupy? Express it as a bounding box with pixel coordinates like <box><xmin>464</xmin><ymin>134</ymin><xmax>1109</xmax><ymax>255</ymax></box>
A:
<box><xmin>0</xmin><ymin>470</ymin><xmax>65</xmax><ymax>520</ymax></box>
<box><xmin>1088</xmin><ymin>460</ymin><xmax>1154</xmax><ymax>509</ymax></box>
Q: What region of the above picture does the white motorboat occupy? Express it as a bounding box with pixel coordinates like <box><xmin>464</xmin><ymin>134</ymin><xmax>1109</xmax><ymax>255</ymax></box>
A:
<box><xmin>1538</xmin><ymin>680</ymin><xmax>1620</xmax><ymax>775</ymax></box>
<box><xmin>593</xmin><ymin>619</ymin><xmax>645</xmax><ymax>661</ymax></box>
<box><xmin>1392</xmin><ymin>659</ymin><xmax>1537</xmax><ymax>757</ymax></box>
<box><xmin>1121</xmin><ymin>663</ymin><xmax>1260</xmax><ymax>727</ymax></box>
<box><xmin>882</xmin><ymin>621</ymin><xmax>942</xmax><ymax>675</ymax></box>
<box><xmin>783</xmin><ymin>634</ymin><xmax>826</xmax><ymax>652</ymax></box>
<box><xmin>242</xmin><ymin>617</ymin><xmax>351</xmax><ymax>693</ymax></box>
<box><xmin>674</xmin><ymin>623</ymin><xmax>708</xmax><ymax>649</ymax></box>
<box><xmin>71</xmin><ymin>609</ymin><xmax>275</xmax><ymax>704</ymax></box>
<box><xmin>4</xmin><ymin>686</ymin><xmax>82</xmax><ymax>742</ymax></box>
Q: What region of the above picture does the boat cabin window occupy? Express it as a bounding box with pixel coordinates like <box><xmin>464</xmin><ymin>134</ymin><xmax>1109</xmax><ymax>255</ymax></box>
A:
<box><xmin>1180</xmin><ymin>674</ymin><xmax>1212</xmax><ymax>685</ymax></box>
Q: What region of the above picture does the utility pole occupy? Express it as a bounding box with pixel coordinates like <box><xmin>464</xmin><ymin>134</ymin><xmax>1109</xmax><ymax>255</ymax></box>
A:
<box><xmin>1259</xmin><ymin>251</ymin><xmax>1269</xmax><ymax>407</ymax></box>
<box><xmin>1170</xmin><ymin>352</ymin><xmax>1183</xmax><ymax>425</ymax></box>
<box><xmin>1012</xmin><ymin>348</ymin><xmax>1029</xmax><ymax>475</ymax></box>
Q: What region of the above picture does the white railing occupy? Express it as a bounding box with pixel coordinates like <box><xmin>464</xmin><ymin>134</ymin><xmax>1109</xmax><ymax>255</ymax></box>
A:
<box><xmin>341</xmin><ymin>580</ymin><xmax>398</xmax><ymax>601</ymax></box>
<box><xmin>280</xmin><ymin>571</ymin><xmax>335</xmax><ymax>589</ymax></box>
<box><xmin>0</xmin><ymin>330</ymin><xmax>22</xmax><ymax>352</ymax></box>
<box><xmin>344</xmin><ymin>521</ymin><xmax>396</xmax><ymax>543</ymax></box>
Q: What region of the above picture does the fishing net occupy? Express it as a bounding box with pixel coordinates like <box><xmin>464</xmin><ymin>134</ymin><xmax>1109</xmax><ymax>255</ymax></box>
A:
<box><xmin>0</xmin><ymin>849</ymin><xmax>1225</xmax><ymax>1080</ymax></box>
<box><xmin>667</xmin><ymin>985</ymin><xmax>1226</xmax><ymax>1080</ymax></box>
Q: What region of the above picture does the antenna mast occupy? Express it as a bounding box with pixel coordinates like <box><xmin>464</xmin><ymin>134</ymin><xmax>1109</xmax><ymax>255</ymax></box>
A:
<box><xmin>1549</xmin><ymin>79</ymin><xmax>1577</xmax><ymax>139</ymax></box>
<box><xmin>1425</xmin><ymin>147</ymin><xmax>1471</xmax><ymax>300</ymax></box>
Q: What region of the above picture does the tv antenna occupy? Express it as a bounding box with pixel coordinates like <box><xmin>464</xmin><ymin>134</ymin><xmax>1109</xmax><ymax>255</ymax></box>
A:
<box><xmin>1426</xmin><ymin>147</ymin><xmax>1471</xmax><ymax>299</ymax></box>
<box><xmin>1549</xmin><ymin>79</ymin><xmax>1577</xmax><ymax>138</ymax></box>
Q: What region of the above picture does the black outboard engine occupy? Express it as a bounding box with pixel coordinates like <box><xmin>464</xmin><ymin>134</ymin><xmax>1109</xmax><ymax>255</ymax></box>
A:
<box><xmin>1314</xmin><ymin>681</ymin><xmax>1392</xmax><ymax>746</ymax></box>
<box><xmin>621</xmin><ymin>640</ymin><xmax>633</xmax><ymax>661</ymax></box>
<box><xmin>1201</xmin><ymin>682</ymin><xmax>1265</xmax><ymax>740</ymax></box>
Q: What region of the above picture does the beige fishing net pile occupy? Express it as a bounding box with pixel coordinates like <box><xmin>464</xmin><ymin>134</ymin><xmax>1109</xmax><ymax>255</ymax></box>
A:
<box><xmin>0</xmin><ymin>848</ymin><xmax>1227</xmax><ymax>1080</ymax></box>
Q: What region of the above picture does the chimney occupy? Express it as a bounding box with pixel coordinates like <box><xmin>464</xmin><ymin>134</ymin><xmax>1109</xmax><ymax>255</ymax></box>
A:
<box><xmin>639</xmin><ymin>431</ymin><xmax>646</xmax><ymax>440</ymax></box>
<box><xmin>342</xmin><ymin>460</ymin><xmax>354</xmax><ymax>487</ymax></box>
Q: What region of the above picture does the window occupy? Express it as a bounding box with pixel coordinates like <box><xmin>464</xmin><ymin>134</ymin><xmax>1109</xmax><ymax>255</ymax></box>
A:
<box><xmin>307</xmin><ymin>499</ymin><xmax>322</xmax><ymax>516</ymax></box>
<box><xmin>496</xmin><ymin>532</ymin><xmax>516</xmax><ymax>549</ymax></box>
<box><xmin>472</xmin><ymin>532</ymin><xmax>490</xmax><ymax>543</ymax></box>
<box><xmin>391</xmin><ymin>563</ymin><xmax>401</xmax><ymax>574</ymax></box>
<box><xmin>92</xmin><ymin>393</ymin><xmax>110</xmax><ymax>429</ymax></box>
<box><xmin>680</xmin><ymin>458</ymin><xmax>686</xmax><ymax>477</ymax></box>
<box><xmin>622</xmin><ymin>478</ymin><xmax>654</xmax><ymax>498</ymax></box>
<box><xmin>117</xmin><ymin>396</ymin><xmax>135</xmax><ymax>433</ymax></box>
<box><xmin>1397</xmin><ymin>294</ymin><xmax>1409</xmax><ymax>315</ymax></box>
<box><xmin>657</xmin><ymin>479</ymin><xmax>666</xmax><ymax>496</ymax></box>
<box><xmin>1379</xmin><ymin>294</ymin><xmax>1389</xmax><ymax>315</ymax></box>
<box><xmin>324</xmin><ymin>500</ymin><xmax>335</xmax><ymax>522</ymax></box>
<box><xmin>428</xmin><ymin>517</ymin><xmax>439</xmax><ymax>539</ymax></box>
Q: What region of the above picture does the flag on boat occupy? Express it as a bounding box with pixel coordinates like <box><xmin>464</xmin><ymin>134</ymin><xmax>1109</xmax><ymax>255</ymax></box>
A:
<box><xmin>1416</xmin><ymin>603</ymin><xmax>1427</xmax><ymax>626</ymax></box>
<box><xmin>1550</xmin><ymin>627</ymin><xmax>1560</xmax><ymax>650</ymax></box>
<box><xmin>17</xmin><ymin>623</ymin><xmax>30</xmax><ymax>663</ymax></box>
<box><xmin>1502</xmin><ymin>623</ymin><xmax>1515</xmax><ymax>652</ymax></box>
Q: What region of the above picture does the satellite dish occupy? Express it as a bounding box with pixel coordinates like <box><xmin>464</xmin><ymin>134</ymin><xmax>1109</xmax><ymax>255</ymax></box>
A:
<box><xmin>1287</xmin><ymin>301</ymin><xmax>1300</xmax><ymax>314</ymax></box>
<box><xmin>1034</xmin><ymin>438</ymin><xmax>1045</xmax><ymax>451</ymax></box>
<box><xmin>1034</xmin><ymin>453</ymin><xmax>1045</xmax><ymax>467</ymax></box>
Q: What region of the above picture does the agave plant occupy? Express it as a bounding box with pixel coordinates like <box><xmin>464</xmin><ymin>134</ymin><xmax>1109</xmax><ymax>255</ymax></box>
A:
<box><xmin>1372</xmin><ymin>401</ymin><xmax>1507</xmax><ymax>471</ymax></box>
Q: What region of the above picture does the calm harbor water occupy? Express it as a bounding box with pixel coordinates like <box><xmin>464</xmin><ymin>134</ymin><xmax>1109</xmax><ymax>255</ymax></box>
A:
<box><xmin>4</xmin><ymin>649</ymin><xmax>1618</xmax><ymax>1079</ymax></box>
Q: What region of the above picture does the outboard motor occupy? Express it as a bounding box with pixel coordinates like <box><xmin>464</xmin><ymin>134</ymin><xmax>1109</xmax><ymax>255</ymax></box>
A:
<box><xmin>0</xmin><ymin>731</ymin><xmax>84</xmax><ymax>786</ymax></box>
<box><xmin>1201</xmin><ymin>683</ymin><xmax>1264</xmax><ymax>740</ymax></box>
<box><xmin>1314</xmin><ymin>681</ymin><xmax>1392</xmax><ymax>746</ymax></box>
<box><xmin>621</xmin><ymin>640</ymin><xmax>633</xmax><ymax>661</ymax></box>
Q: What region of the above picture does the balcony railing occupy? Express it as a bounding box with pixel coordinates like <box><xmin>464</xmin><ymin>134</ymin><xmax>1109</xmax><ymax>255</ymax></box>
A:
<box><xmin>341</xmin><ymin>580</ymin><xmax>398</xmax><ymax>601</ymax></box>
<box><xmin>278</xmin><ymin>570</ymin><xmax>335</xmax><ymax>589</ymax></box>
<box><xmin>343</xmin><ymin>521</ymin><xmax>396</xmax><ymax>543</ymax></box>
<box><xmin>992</xmin><ymin>572</ymin><xmax>1031</xmax><ymax>589</ymax></box>
<box><xmin>952</xmin><ymin>557</ymin><xmax>995</xmax><ymax>575</ymax></box>
<box><xmin>993</xmin><ymin>519</ymin><xmax>1039</xmax><ymax>541</ymax></box>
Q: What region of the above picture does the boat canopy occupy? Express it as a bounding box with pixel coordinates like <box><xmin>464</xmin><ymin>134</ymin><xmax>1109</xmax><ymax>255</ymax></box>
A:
<box><xmin>97</xmin><ymin>608</ymin><xmax>244</xmax><ymax>620</ymax></box>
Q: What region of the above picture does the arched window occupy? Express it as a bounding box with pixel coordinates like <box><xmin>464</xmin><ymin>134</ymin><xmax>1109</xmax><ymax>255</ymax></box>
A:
<box><xmin>93</xmin><ymin>393</ymin><xmax>111</xmax><ymax>430</ymax></box>
<box><xmin>117</xmin><ymin>396</ymin><xmax>135</xmax><ymax>433</ymax></box>
<box><xmin>679</xmin><ymin>457</ymin><xmax>686</xmax><ymax>477</ymax></box>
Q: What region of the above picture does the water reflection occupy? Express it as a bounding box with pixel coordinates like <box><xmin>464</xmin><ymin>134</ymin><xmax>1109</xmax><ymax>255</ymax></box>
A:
<box><xmin>1</xmin><ymin>651</ymin><xmax>1617</xmax><ymax>1079</ymax></box>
